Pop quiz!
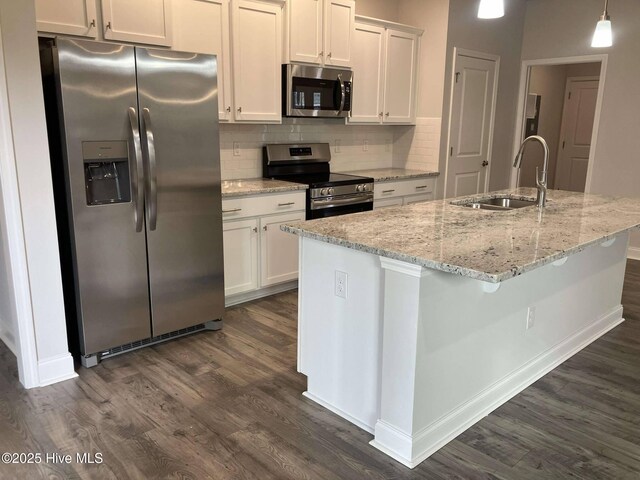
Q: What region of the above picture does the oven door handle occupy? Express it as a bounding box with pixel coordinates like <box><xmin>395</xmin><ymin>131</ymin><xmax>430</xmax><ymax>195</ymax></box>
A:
<box><xmin>311</xmin><ymin>192</ymin><xmax>373</xmax><ymax>210</ymax></box>
<box><xmin>337</xmin><ymin>73</ymin><xmax>346</xmax><ymax>116</ymax></box>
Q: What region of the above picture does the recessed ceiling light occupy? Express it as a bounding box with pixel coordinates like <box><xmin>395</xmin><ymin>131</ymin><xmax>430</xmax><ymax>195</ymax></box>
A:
<box><xmin>477</xmin><ymin>0</ymin><xmax>505</xmax><ymax>19</ymax></box>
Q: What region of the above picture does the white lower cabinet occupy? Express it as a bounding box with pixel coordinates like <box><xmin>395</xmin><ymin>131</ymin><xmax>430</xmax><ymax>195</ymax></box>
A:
<box><xmin>260</xmin><ymin>212</ymin><xmax>305</xmax><ymax>287</ymax></box>
<box><xmin>222</xmin><ymin>218</ymin><xmax>259</xmax><ymax>296</ymax></box>
<box><xmin>373</xmin><ymin>178</ymin><xmax>436</xmax><ymax>209</ymax></box>
<box><xmin>222</xmin><ymin>191</ymin><xmax>305</xmax><ymax>304</ymax></box>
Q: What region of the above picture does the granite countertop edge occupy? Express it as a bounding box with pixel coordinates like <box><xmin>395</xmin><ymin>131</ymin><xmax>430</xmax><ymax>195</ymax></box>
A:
<box><xmin>344</xmin><ymin>168</ymin><xmax>440</xmax><ymax>182</ymax></box>
<box><xmin>280</xmin><ymin>224</ymin><xmax>637</xmax><ymax>283</ymax></box>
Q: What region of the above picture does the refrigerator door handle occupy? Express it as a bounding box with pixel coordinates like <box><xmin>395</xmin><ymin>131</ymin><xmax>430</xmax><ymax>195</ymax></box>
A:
<box><xmin>141</xmin><ymin>107</ymin><xmax>158</xmax><ymax>231</ymax></box>
<box><xmin>127</xmin><ymin>107</ymin><xmax>144</xmax><ymax>232</ymax></box>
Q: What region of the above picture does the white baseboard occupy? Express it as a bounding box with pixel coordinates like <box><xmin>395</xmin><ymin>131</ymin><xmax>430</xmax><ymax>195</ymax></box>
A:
<box><xmin>38</xmin><ymin>353</ymin><xmax>77</xmax><ymax>387</ymax></box>
<box><xmin>628</xmin><ymin>247</ymin><xmax>640</xmax><ymax>261</ymax></box>
<box><xmin>225</xmin><ymin>281</ymin><xmax>297</xmax><ymax>307</ymax></box>
<box><xmin>303</xmin><ymin>391</ymin><xmax>374</xmax><ymax>434</ymax></box>
<box><xmin>371</xmin><ymin>305</ymin><xmax>624</xmax><ymax>469</ymax></box>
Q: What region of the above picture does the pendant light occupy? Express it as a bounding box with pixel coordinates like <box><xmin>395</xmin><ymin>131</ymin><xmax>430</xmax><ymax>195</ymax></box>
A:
<box><xmin>591</xmin><ymin>0</ymin><xmax>613</xmax><ymax>48</ymax></box>
<box><xmin>477</xmin><ymin>0</ymin><xmax>505</xmax><ymax>19</ymax></box>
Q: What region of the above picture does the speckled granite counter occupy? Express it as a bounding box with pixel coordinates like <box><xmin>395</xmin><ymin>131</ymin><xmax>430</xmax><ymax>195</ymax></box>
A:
<box><xmin>343</xmin><ymin>168</ymin><xmax>439</xmax><ymax>182</ymax></box>
<box><xmin>283</xmin><ymin>188</ymin><xmax>640</xmax><ymax>283</ymax></box>
<box><xmin>222</xmin><ymin>178</ymin><xmax>307</xmax><ymax>198</ymax></box>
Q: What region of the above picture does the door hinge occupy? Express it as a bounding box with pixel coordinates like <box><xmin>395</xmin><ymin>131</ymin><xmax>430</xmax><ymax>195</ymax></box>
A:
<box><xmin>450</xmin><ymin>146</ymin><xmax>453</xmax><ymax>156</ymax></box>
<box><xmin>455</xmin><ymin>72</ymin><xmax>460</xmax><ymax>84</ymax></box>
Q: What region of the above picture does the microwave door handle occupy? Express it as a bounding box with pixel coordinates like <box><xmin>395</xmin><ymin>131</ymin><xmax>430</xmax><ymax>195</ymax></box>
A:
<box><xmin>128</xmin><ymin>107</ymin><xmax>144</xmax><ymax>232</ymax></box>
<box><xmin>337</xmin><ymin>73</ymin><xmax>346</xmax><ymax>116</ymax></box>
<box><xmin>141</xmin><ymin>107</ymin><xmax>158</xmax><ymax>231</ymax></box>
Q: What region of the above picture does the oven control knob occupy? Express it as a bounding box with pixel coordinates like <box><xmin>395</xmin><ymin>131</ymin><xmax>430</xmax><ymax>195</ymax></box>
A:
<box><xmin>356</xmin><ymin>184</ymin><xmax>363</xmax><ymax>192</ymax></box>
<box><xmin>328</xmin><ymin>187</ymin><xmax>335</xmax><ymax>196</ymax></box>
<box><xmin>321</xmin><ymin>188</ymin><xmax>328</xmax><ymax>196</ymax></box>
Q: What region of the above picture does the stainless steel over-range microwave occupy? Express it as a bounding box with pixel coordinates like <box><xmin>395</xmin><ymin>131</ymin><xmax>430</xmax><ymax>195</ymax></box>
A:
<box><xmin>283</xmin><ymin>64</ymin><xmax>353</xmax><ymax>118</ymax></box>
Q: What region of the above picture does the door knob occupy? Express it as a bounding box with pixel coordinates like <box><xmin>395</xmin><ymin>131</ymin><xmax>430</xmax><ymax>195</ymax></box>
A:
<box><xmin>482</xmin><ymin>160</ymin><xmax>489</xmax><ymax>167</ymax></box>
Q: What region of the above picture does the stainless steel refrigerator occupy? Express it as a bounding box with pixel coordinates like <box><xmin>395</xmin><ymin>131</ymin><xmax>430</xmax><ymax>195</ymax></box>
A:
<box><xmin>40</xmin><ymin>38</ymin><xmax>224</xmax><ymax>367</ymax></box>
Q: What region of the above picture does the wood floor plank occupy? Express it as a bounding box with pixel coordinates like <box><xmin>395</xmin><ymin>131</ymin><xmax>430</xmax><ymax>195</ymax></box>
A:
<box><xmin>0</xmin><ymin>259</ymin><xmax>639</xmax><ymax>479</ymax></box>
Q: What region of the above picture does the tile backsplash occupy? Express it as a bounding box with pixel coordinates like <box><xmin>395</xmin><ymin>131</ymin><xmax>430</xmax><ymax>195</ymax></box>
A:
<box><xmin>219</xmin><ymin>117</ymin><xmax>441</xmax><ymax>180</ymax></box>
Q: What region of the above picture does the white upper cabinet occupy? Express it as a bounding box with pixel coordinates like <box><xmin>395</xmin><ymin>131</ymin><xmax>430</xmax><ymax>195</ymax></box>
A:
<box><xmin>35</xmin><ymin>0</ymin><xmax>98</xmax><ymax>38</ymax></box>
<box><xmin>383</xmin><ymin>28</ymin><xmax>418</xmax><ymax>124</ymax></box>
<box><xmin>349</xmin><ymin>22</ymin><xmax>384</xmax><ymax>123</ymax></box>
<box><xmin>286</xmin><ymin>0</ymin><xmax>353</xmax><ymax>67</ymax></box>
<box><xmin>288</xmin><ymin>0</ymin><xmax>323</xmax><ymax>64</ymax></box>
<box><xmin>101</xmin><ymin>0</ymin><xmax>173</xmax><ymax>46</ymax></box>
<box><xmin>322</xmin><ymin>0</ymin><xmax>353</xmax><ymax>67</ymax></box>
<box><xmin>349</xmin><ymin>17</ymin><xmax>421</xmax><ymax>126</ymax></box>
<box><xmin>231</xmin><ymin>0</ymin><xmax>284</xmax><ymax>123</ymax></box>
<box><xmin>172</xmin><ymin>0</ymin><xmax>232</xmax><ymax>120</ymax></box>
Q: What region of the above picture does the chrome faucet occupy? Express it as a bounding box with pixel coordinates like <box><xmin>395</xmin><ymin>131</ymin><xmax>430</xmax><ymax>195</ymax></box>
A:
<box><xmin>513</xmin><ymin>135</ymin><xmax>549</xmax><ymax>208</ymax></box>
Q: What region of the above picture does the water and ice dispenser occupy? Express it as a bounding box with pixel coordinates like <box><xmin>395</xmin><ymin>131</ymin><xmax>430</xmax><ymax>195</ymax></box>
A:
<box><xmin>82</xmin><ymin>141</ymin><xmax>131</xmax><ymax>206</ymax></box>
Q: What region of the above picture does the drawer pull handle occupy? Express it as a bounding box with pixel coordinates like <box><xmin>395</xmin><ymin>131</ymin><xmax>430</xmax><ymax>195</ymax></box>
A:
<box><xmin>415</xmin><ymin>185</ymin><xmax>428</xmax><ymax>190</ymax></box>
<box><xmin>222</xmin><ymin>208</ymin><xmax>242</xmax><ymax>213</ymax></box>
<box><xmin>278</xmin><ymin>202</ymin><xmax>295</xmax><ymax>206</ymax></box>
<box><xmin>382</xmin><ymin>189</ymin><xmax>395</xmax><ymax>194</ymax></box>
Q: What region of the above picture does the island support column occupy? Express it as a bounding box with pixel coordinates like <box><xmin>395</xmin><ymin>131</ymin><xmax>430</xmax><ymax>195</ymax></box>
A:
<box><xmin>372</xmin><ymin>235</ymin><xmax>628</xmax><ymax>468</ymax></box>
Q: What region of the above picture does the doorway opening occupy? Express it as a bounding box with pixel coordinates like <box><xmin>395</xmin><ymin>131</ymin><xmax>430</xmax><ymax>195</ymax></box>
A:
<box><xmin>512</xmin><ymin>56</ymin><xmax>607</xmax><ymax>193</ymax></box>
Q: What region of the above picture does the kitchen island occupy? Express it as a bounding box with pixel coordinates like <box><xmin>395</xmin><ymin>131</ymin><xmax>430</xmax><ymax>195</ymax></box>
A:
<box><xmin>282</xmin><ymin>188</ymin><xmax>640</xmax><ymax>468</ymax></box>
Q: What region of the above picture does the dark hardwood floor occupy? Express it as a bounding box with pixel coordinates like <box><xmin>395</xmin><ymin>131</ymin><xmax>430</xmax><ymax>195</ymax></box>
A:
<box><xmin>1</xmin><ymin>261</ymin><xmax>640</xmax><ymax>479</ymax></box>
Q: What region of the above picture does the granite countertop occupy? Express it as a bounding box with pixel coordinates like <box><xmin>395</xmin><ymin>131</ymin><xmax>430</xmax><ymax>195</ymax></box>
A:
<box><xmin>222</xmin><ymin>178</ymin><xmax>307</xmax><ymax>198</ymax></box>
<box><xmin>282</xmin><ymin>188</ymin><xmax>640</xmax><ymax>283</ymax></box>
<box><xmin>343</xmin><ymin>168</ymin><xmax>440</xmax><ymax>182</ymax></box>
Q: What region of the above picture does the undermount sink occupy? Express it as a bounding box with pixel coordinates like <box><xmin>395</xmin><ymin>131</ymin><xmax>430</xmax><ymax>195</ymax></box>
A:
<box><xmin>453</xmin><ymin>196</ymin><xmax>537</xmax><ymax>211</ymax></box>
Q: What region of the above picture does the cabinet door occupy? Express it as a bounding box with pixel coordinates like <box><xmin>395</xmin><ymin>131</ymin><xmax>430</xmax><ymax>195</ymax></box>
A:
<box><xmin>403</xmin><ymin>193</ymin><xmax>432</xmax><ymax>205</ymax></box>
<box><xmin>383</xmin><ymin>29</ymin><xmax>418</xmax><ymax>124</ymax></box>
<box><xmin>347</xmin><ymin>22</ymin><xmax>384</xmax><ymax>124</ymax></box>
<box><xmin>173</xmin><ymin>0</ymin><xmax>232</xmax><ymax>120</ymax></box>
<box><xmin>36</xmin><ymin>0</ymin><xmax>97</xmax><ymax>38</ymax></box>
<box><xmin>102</xmin><ymin>0</ymin><xmax>173</xmax><ymax>46</ymax></box>
<box><xmin>260</xmin><ymin>212</ymin><xmax>305</xmax><ymax>287</ymax></box>
<box><xmin>323</xmin><ymin>0</ymin><xmax>354</xmax><ymax>67</ymax></box>
<box><xmin>373</xmin><ymin>197</ymin><xmax>402</xmax><ymax>210</ymax></box>
<box><xmin>223</xmin><ymin>219</ymin><xmax>259</xmax><ymax>296</ymax></box>
<box><xmin>288</xmin><ymin>0</ymin><xmax>323</xmax><ymax>64</ymax></box>
<box><xmin>231</xmin><ymin>0</ymin><xmax>283</xmax><ymax>122</ymax></box>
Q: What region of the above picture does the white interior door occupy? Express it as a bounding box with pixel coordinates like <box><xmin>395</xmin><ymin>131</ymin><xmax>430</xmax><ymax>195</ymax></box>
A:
<box><xmin>555</xmin><ymin>78</ymin><xmax>599</xmax><ymax>192</ymax></box>
<box><xmin>445</xmin><ymin>52</ymin><xmax>498</xmax><ymax>198</ymax></box>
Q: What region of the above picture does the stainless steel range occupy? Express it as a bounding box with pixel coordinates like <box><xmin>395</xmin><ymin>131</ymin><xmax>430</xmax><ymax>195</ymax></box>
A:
<box><xmin>263</xmin><ymin>143</ymin><xmax>373</xmax><ymax>219</ymax></box>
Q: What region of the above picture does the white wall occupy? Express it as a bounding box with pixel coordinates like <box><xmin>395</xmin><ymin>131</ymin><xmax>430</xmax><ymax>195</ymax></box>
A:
<box><xmin>521</xmin><ymin>0</ymin><xmax>640</xmax><ymax>252</ymax></box>
<box><xmin>520</xmin><ymin>62</ymin><xmax>601</xmax><ymax>189</ymax></box>
<box><xmin>354</xmin><ymin>0</ymin><xmax>399</xmax><ymax>21</ymax></box>
<box><xmin>0</xmin><ymin>0</ymin><xmax>75</xmax><ymax>386</ymax></box>
<box><xmin>439</xmin><ymin>0</ymin><xmax>527</xmax><ymax>195</ymax></box>
<box><xmin>0</xmin><ymin>180</ymin><xmax>17</xmax><ymax>353</ymax></box>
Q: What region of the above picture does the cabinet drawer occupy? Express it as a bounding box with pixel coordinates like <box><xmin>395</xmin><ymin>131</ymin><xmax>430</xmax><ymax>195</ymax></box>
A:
<box><xmin>374</xmin><ymin>177</ymin><xmax>435</xmax><ymax>199</ymax></box>
<box><xmin>222</xmin><ymin>191</ymin><xmax>306</xmax><ymax>219</ymax></box>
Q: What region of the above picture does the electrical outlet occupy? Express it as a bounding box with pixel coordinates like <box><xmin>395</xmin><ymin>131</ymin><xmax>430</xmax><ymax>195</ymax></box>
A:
<box><xmin>233</xmin><ymin>141</ymin><xmax>241</xmax><ymax>156</ymax></box>
<box><xmin>363</xmin><ymin>139</ymin><xmax>369</xmax><ymax>152</ymax></box>
<box><xmin>335</xmin><ymin>270</ymin><xmax>347</xmax><ymax>299</ymax></box>
<box><xmin>526</xmin><ymin>306</ymin><xmax>536</xmax><ymax>330</ymax></box>
<box><xmin>335</xmin><ymin>139</ymin><xmax>341</xmax><ymax>153</ymax></box>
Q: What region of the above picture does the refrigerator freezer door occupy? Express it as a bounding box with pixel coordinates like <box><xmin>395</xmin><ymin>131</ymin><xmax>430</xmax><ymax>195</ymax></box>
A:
<box><xmin>54</xmin><ymin>39</ymin><xmax>152</xmax><ymax>354</ymax></box>
<box><xmin>135</xmin><ymin>48</ymin><xmax>225</xmax><ymax>336</ymax></box>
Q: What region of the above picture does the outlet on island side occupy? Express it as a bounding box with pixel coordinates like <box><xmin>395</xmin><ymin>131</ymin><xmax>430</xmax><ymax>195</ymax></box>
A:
<box><xmin>335</xmin><ymin>270</ymin><xmax>347</xmax><ymax>299</ymax></box>
<box><xmin>526</xmin><ymin>306</ymin><xmax>536</xmax><ymax>330</ymax></box>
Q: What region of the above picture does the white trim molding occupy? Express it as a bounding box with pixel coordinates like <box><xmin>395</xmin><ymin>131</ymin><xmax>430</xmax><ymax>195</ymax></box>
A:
<box><xmin>511</xmin><ymin>54</ymin><xmax>608</xmax><ymax>192</ymax></box>
<box><xmin>628</xmin><ymin>247</ymin><xmax>640</xmax><ymax>261</ymax></box>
